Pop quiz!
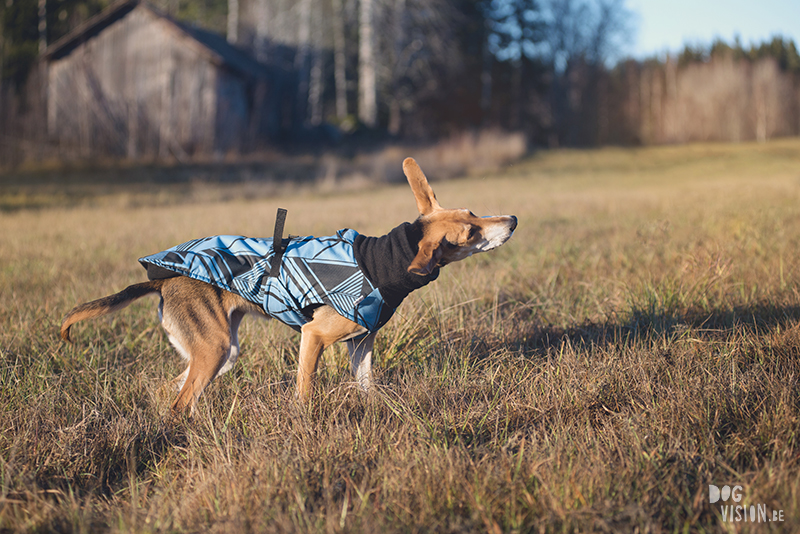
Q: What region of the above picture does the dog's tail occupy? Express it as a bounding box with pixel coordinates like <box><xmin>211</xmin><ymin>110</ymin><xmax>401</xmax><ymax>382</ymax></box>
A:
<box><xmin>60</xmin><ymin>279</ymin><xmax>165</xmax><ymax>342</ymax></box>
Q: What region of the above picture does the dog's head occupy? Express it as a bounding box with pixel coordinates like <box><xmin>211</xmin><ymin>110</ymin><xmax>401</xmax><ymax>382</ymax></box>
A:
<box><xmin>403</xmin><ymin>158</ymin><xmax>518</xmax><ymax>276</ymax></box>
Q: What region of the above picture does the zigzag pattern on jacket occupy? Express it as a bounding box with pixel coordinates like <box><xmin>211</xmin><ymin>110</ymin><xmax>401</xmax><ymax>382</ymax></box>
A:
<box><xmin>139</xmin><ymin>229</ymin><xmax>392</xmax><ymax>333</ymax></box>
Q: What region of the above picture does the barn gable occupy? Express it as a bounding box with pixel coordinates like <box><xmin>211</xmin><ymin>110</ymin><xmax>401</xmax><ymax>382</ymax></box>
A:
<box><xmin>43</xmin><ymin>0</ymin><xmax>291</xmax><ymax>160</ymax></box>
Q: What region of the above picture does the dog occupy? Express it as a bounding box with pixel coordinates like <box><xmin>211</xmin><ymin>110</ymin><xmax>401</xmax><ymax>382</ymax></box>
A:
<box><xmin>60</xmin><ymin>158</ymin><xmax>517</xmax><ymax>414</ymax></box>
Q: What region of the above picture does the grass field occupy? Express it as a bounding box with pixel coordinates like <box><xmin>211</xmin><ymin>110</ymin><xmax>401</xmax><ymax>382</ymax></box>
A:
<box><xmin>2</xmin><ymin>139</ymin><xmax>800</xmax><ymax>532</ymax></box>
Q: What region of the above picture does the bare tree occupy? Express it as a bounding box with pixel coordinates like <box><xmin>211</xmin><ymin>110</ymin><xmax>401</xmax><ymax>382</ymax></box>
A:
<box><xmin>483</xmin><ymin>0</ymin><xmax>543</xmax><ymax>128</ymax></box>
<box><xmin>227</xmin><ymin>0</ymin><xmax>239</xmax><ymax>43</ymax></box>
<box><xmin>307</xmin><ymin>2</ymin><xmax>325</xmax><ymax>125</ymax></box>
<box><xmin>752</xmin><ymin>58</ymin><xmax>782</xmax><ymax>142</ymax></box>
<box><xmin>331</xmin><ymin>0</ymin><xmax>349</xmax><ymax>120</ymax></box>
<box><xmin>540</xmin><ymin>0</ymin><xmax>632</xmax><ymax>144</ymax></box>
<box><xmin>480</xmin><ymin>16</ymin><xmax>493</xmax><ymax>121</ymax></box>
<box><xmin>377</xmin><ymin>0</ymin><xmax>460</xmax><ymax>134</ymax></box>
<box><xmin>253</xmin><ymin>0</ymin><xmax>269</xmax><ymax>62</ymax></box>
<box><xmin>38</xmin><ymin>0</ymin><xmax>47</xmax><ymax>54</ymax></box>
<box><xmin>358</xmin><ymin>0</ymin><xmax>377</xmax><ymax>127</ymax></box>
<box><xmin>295</xmin><ymin>0</ymin><xmax>312</xmax><ymax>124</ymax></box>
<box><xmin>232</xmin><ymin>0</ymin><xmax>460</xmax><ymax>133</ymax></box>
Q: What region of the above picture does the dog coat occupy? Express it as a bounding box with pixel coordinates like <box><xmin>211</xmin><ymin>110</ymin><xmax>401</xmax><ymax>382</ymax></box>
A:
<box><xmin>139</xmin><ymin>223</ymin><xmax>438</xmax><ymax>334</ymax></box>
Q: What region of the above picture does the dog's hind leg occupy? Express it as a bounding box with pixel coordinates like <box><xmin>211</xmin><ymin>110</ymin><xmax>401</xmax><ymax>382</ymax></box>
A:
<box><xmin>159</xmin><ymin>281</ymin><xmax>233</xmax><ymax>415</ymax></box>
<box><xmin>168</xmin><ymin>327</ymin><xmax>231</xmax><ymax>415</ymax></box>
<box><xmin>346</xmin><ymin>333</ymin><xmax>375</xmax><ymax>392</ymax></box>
<box><xmin>159</xmin><ymin>297</ymin><xmax>191</xmax><ymax>392</ymax></box>
<box><xmin>216</xmin><ymin>309</ymin><xmax>247</xmax><ymax>378</ymax></box>
<box><xmin>170</xmin><ymin>368</ymin><xmax>189</xmax><ymax>392</ymax></box>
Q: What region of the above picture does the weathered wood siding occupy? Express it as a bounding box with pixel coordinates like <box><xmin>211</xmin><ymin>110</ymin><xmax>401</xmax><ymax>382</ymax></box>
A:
<box><xmin>46</xmin><ymin>4</ymin><xmax>249</xmax><ymax>159</ymax></box>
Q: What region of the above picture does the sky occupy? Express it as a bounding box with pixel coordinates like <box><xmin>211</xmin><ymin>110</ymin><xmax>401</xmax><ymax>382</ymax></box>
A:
<box><xmin>626</xmin><ymin>0</ymin><xmax>800</xmax><ymax>58</ymax></box>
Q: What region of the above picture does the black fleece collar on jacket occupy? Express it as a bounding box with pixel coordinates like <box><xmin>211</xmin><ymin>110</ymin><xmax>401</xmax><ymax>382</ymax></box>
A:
<box><xmin>352</xmin><ymin>221</ymin><xmax>440</xmax><ymax>311</ymax></box>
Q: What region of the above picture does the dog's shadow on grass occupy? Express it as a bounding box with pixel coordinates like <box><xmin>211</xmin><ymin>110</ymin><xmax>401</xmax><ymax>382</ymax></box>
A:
<box><xmin>503</xmin><ymin>302</ymin><xmax>800</xmax><ymax>357</ymax></box>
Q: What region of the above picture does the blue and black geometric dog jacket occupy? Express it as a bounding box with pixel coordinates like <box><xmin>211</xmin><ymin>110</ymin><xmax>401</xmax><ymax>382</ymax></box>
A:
<box><xmin>139</xmin><ymin>222</ymin><xmax>439</xmax><ymax>334</ymax></box>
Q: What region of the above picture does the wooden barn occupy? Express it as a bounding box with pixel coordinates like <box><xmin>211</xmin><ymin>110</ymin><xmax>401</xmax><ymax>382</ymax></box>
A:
<box><xmin>43</xmin><ymin>0</ymin><xmax>295</xmax><ymax>160</ymax></box>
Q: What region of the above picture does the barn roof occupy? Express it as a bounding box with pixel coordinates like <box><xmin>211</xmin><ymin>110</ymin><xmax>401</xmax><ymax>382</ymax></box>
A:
<box><xmin>42</xmin><ymin>0</ymin><xmax>269</xmax><ymax>79</ymax></box>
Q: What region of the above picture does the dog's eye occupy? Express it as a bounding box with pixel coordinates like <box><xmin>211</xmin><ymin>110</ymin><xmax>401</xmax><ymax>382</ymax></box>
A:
<box><xmin>468</xmin><ymin>227</ymin><xmax>479</xmax><ymax>240</ymax></box>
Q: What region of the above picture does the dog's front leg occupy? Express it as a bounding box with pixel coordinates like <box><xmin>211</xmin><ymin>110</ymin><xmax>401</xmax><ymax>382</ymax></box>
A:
<box><xmin>296</xmin><ymin>306</ymin><xmax>368</xmax><ymax>401</ymax></box>
<box><xmin>296</xmin><ymin>325</ymin><xmax>326</xmax><ymax>401</ymax></box>
<box><xmin>346</xmin><ymin>333</ymin><xmax>376</xmax><ymax>392</ymax></box>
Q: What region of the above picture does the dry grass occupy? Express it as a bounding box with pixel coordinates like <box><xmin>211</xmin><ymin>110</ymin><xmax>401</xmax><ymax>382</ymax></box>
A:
<box><xmin>2</xmin><ymin>139</ymin><xmax>800</xmax><ymax>532</ymax></box>
<box><xmin>0</xmin><ymin>130</ymin><xmax>527</xmax><ymax>212</ymax></box>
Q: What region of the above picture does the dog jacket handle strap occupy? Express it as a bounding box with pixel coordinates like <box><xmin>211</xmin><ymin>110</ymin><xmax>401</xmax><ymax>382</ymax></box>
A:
<box><xmin>269</xmin><ymin>208</ymin><xmax>288</xmax><ymax>277</ymax></box>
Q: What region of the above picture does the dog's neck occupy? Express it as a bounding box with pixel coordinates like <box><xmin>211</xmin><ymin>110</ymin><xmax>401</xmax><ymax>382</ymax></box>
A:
<box><xmin>353</xmin><ymin>221</ymin><xmax>440</xmax><ymax>309</ymax></box>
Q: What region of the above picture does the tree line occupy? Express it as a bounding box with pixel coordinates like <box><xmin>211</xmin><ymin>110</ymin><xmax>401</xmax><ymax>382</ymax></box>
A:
<box><xmin>1</xmin><ymin>0</ymin><xmax>799</xmax><ymax>166</ymax></box>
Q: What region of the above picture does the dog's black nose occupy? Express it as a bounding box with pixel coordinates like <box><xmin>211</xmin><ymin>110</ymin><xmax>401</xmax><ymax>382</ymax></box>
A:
<box><xmin>509</xmin><ymin>216</ymin><xmax>518</xmax><ymax>232</ymax></box>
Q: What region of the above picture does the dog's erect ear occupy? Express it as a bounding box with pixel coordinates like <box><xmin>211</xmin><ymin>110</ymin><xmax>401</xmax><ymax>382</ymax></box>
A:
<box><xmin>403</xmin><ymin>157</ymin><xmax>441</xmax><ymax>216</ymax></box>
<box><xmin>407</xmin><ymin>238</ymin><xmax>443</xmax><ymax>276</ymax></box>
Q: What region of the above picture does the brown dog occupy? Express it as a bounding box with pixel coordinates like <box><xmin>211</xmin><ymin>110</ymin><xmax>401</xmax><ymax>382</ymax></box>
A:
<box><xmin>60</xmin><ymin>158</ymin><xmax>517</xmax><ymax>414</ymax></box>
